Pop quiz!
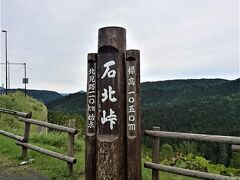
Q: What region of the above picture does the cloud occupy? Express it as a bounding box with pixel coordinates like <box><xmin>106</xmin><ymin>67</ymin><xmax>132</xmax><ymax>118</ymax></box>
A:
<box><xmin>0</xmin><ymin>0</ymin><xmax>239</xmax><ymax>93</ymax></box>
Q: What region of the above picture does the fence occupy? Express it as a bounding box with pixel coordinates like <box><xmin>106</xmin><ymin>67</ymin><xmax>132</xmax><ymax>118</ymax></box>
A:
<box><xmin>144</xmin><ymin>127</ymin><xmax>240</xmax><ymax>180</ymax></box>
<box><xmin>0</xmin><ymin>107</ymin><xmax>78</xmax><ymax>175</ymax></box>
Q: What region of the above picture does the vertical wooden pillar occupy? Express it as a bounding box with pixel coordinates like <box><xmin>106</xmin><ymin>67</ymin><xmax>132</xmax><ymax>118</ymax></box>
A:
<box><xmin>126</xmin><ymin>50</ymin><xmax>142</xmax><ymax>180</ymax></box>
<box><xmin>86</xmin><ymin>53</ymin><xmax>97</xmax><ymax>180</ymax></box>
<box><xmin>22</xmin><ymin>113</ymin><xmax>32</xmax><ymax>159</ymax></box>
<box><xmin>152</xmin><ymin>127</ymin><xmax>160</xmax><ymax>180</ymax></box>
<box><xmin>96</xmin><ymin>27</ymin><xmax>127</xmax><ymax>180</ymax></box>
<box><xmin>67</xmin><ymin>119</ymin><xmax>75</xmax><ymax>175</ymax></box>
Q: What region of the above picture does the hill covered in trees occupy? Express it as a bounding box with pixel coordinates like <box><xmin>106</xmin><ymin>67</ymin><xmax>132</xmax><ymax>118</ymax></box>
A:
<box><xmin>47</xmin><ymin>78</ymin><xmax>239</xmax><ymax>117</ymax></box>
<box><xmin>9</xmin><ymin>89</ymin><xmax>63</xmax><ymax>103</ymax></box>
<box><xmin>141</xmin><ymin>78</ymin><xmax>238</xmax><ymax>105</ymax></box>
<box><xmin>47</xmin><ymin>78</ymin><xmax>239</xmax><ymax>166</ymax></box>
<box><xmin>47</xmin><ymin>78</ymin><xmax>240</xmax><ymax>137</ymax></box>
<box><xmin>47</xmin><ymin>92</ymin><xmax>86</xmax><ymax>116</ymax></box>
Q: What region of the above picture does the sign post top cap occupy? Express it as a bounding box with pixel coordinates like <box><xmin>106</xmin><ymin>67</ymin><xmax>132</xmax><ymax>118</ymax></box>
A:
<box><xmin>126</xmin><ymin>49</ymin><xmax>140</xmax><ymax>61</ymax></box>
<box><xmin>98</xmin><ymin>26</ymin><xmax>126</xmax><ymax>31</ymax></box>
<box><xmin>98</xmin><ymin>26</ymin><xmax>126</xmax><ymax>50</ymax></box>
<box><xmin>88</xmin><ymin>53</ymin><xmax>97</xmax><ymax>62</ymax></box>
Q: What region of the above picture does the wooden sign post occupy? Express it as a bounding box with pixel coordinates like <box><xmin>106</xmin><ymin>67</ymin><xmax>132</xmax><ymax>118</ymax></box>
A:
<box><xmin>126</xmin><ymin>50</ymin><xmax>141</xmax><ymax>180</ymax></box>
<box><xmin>97</xmin><ymin>27</ymin><xmax>126</xmax><ymax>180</ymax></box>
<box><xmin>86</xmin><ymin>27</ymin><xmax>141</xmax><ymax>180</ymax></box>
<box><xmin>86</xmin><ymin>53</ymin><xmax>97</xmax><ymax>180</ymax></box>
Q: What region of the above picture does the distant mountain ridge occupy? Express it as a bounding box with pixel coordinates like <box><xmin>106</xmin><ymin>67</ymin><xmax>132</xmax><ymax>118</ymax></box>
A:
<box><xmin>47</xmin><ymin>92</ymin><xmax>86</xmax><ymax>116</ymax></box>
<box><xmin>9</xmin><ymin>89</ymin><xmax>63</xmax><ymax>104</ymax></box>
<box><xmin>141</xmin><ymin>78</ymin><xmax>239</xmax><ymax>105</ymax></box>
<box><xmin>47</xmin><ymin>78</ymin><xmax>239</xmax><ymax>116</ymax></box>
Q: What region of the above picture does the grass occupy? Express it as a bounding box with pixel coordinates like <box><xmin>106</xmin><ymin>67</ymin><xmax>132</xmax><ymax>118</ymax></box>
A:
<box><xmin>0</xmin><ymin>92</ymin><xmax>85</xmax><ymax>179</ymax></box>
<box><xmin>0</xmin><ymin>132</ymin><xmax>198</xmax><ymax>180</ymax></box>
<box><xmin>28</xmin><ymin>133</ymin><xmax>85</xmax><ymax>179</ymax></box>
<box><xmin>0</xmin><ymin>92</ymin><xmax>203</xmax><ymax>179</ymax></box>
<box><xmin>0</xmin><ymin>92</ymin><xmax>47</xmax><ymax>120</ymax></box>
<box><xmin>0</xmin><ymin>132</ymin><xmax>85</xmax><ymax>179</ymax></box>
<box><xmin>142</xmin><ymin>151</ymin><xmax>199</xmax><ymax>180</ymax></box>
<box><xmin>0</xmin><ymin>92</ymin><xmax>48</xmax><ymax>134</ymax></box>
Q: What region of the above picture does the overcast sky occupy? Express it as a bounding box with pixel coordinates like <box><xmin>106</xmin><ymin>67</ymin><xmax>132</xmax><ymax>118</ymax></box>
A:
<box><xmin>0</xmin><ymin>0</ymin><xmax>239</xmax><ymax>93</ymax></box>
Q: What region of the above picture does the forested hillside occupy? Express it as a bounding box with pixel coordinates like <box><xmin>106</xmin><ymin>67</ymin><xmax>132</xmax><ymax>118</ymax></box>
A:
<box><xmin>9</xmin><ymin>89</ymin><xmax>63</xmax><ymax>103</ymax></box>
<box><xmin>141</xmin><ymin>78</ymin><xmax>238</xmax><ymax>105</ymax></box>
<box><xmin>141</xmin><ymin>79</ymin><xmax>239</xmax><ymax>136</ymax></box>
<box><xmin>47</xmin><ymin>78</ymin><xmax>239</xmax><ymax>118</ymax></box>
<box><xmin>46</xmin><ymin>78</ymin><xmax>240</xmax><ymax>167</ymax></box>
<box><xmin>142</xmin><ymin>79</ymin><xmax>239</xmax><ymax>165</ymax></box>
<box><xmin>47</xmin><ymin>92</ymin><xmax>86</xmax><ymax>116</ymax></box>
<box><xmin>143</xmin><ymin>94</ymin><xmax>240</xmax><ymax>136</ymax></box>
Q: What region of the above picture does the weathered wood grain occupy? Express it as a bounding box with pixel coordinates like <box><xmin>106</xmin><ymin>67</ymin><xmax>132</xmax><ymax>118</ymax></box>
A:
<box><xmin>144</xmin><ymin>162</ymin><xmax>239</xmax><ymax>180</ymax></box>
<box><xmin>126</xmin><ymin>49</ymin><xmax>142</xmax><ymax>180</ymax></box>
<box><xmin>152</xmin><ymin>127</ymin><xmax>160</xmax><ymax>180</ymax></box>
<box><xmin>0</xmin><ymin>107</ymin><xmax>31</xmax><ymax>118</ymax></box>
<box><xmin>232</xmin><ymin>145</ymin><xmax>240</xmax><ymax>152</ymax></box>
<box><xmin>16</xmin><ymin>141</ymin><xmax>77</xmax><ymax>164</ymax></box>
<box><xmin>67</xmin><ymin>119</ymin><xmax>75</xmax><ymax>175</ymax></box>
<box><xmin>86</xmin><ymin>53</ymin><xmax>97</xmax><ymax>180</ymax></box>
<box><xmin>145</xmin><ymin>130</ymin><xmax>240</xmax><ymax>144</ymax></box>
<box><xmin>0</xmin><ymin>130</ymin><xmax>24</xmax><ymax>141</ymax></box>
<box><xmin>19</xmin><ymin>117</ymin><xmax>78</xmax><ymax>134</ymax></box>
<box><xmin>96</xmin><ymin>26</ymin><xmax>127</xmax><ymax>180</ymax></box>
<box><xmin>22</xmin><ymin>122</ymin><xmax>31</xmax><ymax>159</ymax></box>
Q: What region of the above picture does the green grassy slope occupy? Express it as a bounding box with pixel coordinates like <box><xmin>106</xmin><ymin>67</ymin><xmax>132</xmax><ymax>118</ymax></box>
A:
<box><xmin>0</xmin><ymin>92</ymin><xmax>48</xmax><ymax>134</ymax></box>
<box><xmin>0</xmin><ymin>92</ymin><xmax>85</xmax><ymax>179</ymax></box>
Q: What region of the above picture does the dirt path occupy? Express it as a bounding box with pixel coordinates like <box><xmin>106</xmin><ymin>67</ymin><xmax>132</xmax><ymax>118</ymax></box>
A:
<box><xmin>0</xmin><ymin>171</ymin><xmax>49</xmax><ymax>180</ymax></box>
<box><xmin>0</xmin><ymin>160</ymin><xmax>49</xmax><ymax>180</ymax></box>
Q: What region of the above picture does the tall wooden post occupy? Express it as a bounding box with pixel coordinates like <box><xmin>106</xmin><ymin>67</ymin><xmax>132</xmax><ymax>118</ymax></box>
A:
<box><xmin>67</xmin><ymin>119</ymin><xmax>75</xmax><ymax>175</ymax></box>
<box><xmin>86</xmin><ymin>53</ymin><xmax>97</xmax><ymax>180</ymax></box>
<box><xmin>126</xmin><ymin>50</ymin><xmax>142</xmax><ymax>180</ymax></box>
<box><xmin>22</xmin><ymin>112</ymin><xmax>32</xmax><ymax>159</ymax></box>
<box><xmin>96</xmin><ymin>27</ymin><xmax>127</xmax><ymax>179</ymax></box>
<box><xmin>152</xmin><ymin>126</ymin><xmax>160</xmax><ymax>180</ymax></box>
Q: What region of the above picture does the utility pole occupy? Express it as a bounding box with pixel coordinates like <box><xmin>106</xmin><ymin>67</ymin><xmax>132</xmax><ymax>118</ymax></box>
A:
<box><xmin>2</xmin><ymin>30</ymin><xmax>8</xmax><ymax>94</ymax></box>
<box><xmin>8</xmin><ymin>61</ymin><xmax>10</xmax><ymax>89</ymax></box>
<box><xmin>0</xmin><ymin>61</ymin><xmax>28</xmax><ymax>98</ymax></box>
<box><xmin>23</xmin><ymin>63</ymin><xmax>27</xmax><ymax>98</ymax></box>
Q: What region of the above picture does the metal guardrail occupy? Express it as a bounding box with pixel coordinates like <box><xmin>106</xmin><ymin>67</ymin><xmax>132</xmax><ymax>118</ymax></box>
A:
<box><xmin>144</xmin><ymin>127</ymin><xmax>240</xmax><ymax>180</ymax></box>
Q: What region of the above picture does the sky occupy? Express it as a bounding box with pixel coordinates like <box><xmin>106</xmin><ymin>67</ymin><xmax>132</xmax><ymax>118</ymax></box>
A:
<box><xmin>0</xmin><ymin>0</ymin><xmax>239</xmax><ymax>93</ymax></box>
